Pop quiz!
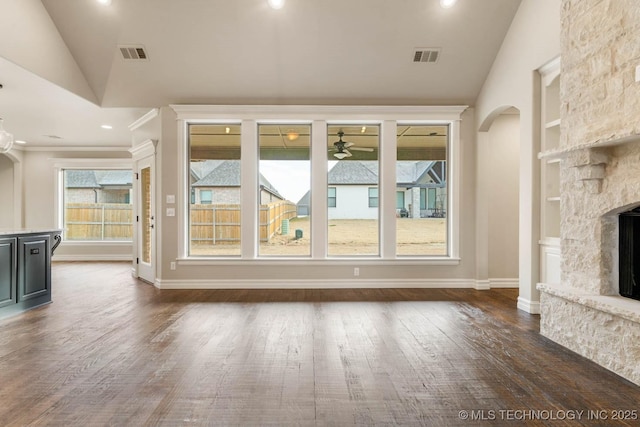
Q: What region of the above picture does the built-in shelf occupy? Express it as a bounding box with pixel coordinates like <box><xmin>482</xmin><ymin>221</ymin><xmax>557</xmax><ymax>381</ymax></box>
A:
<box><xmin>538</xmin><ymin>133</ymin><xmax>640</xmax><ymax>160</ymax></box>
<box><xmin>539</xmin><ymin>57</ymin><xmax>562</xmax><ymax>285</ymax></box>
<box><xmin>545</xmin><ymin>118</ymin><xmax>561</xmax><ymax>129</ymax></box>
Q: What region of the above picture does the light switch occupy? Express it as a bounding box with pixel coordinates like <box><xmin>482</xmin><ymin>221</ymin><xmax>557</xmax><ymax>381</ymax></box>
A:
<box><xmin>166</xmin><ymin>208</ymin><xmax>175</xmax><ymax>217</ymax></box>
<box><xmin>166</xmin><ymin>194</ymin><xmax>175</xmax><ymax>204</ymax></box>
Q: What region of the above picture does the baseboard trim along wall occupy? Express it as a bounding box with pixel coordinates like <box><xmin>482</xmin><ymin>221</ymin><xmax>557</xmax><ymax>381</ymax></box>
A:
<box><xmin>517</xmin><ymin>296</ymin><xmax>541</xmax><ymax>314</ymax></box>
<box><xmin>154</xmin><ymin>278</ymin><xmax>521</xmax><ymax>290</ymax></box>
<box><xmin>53</xmin><ymin>255</ymin><xmax>132</xmax><ymax>262</ymax></box>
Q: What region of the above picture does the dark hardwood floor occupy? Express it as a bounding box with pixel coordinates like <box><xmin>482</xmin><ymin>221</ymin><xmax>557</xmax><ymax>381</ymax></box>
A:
<box><xmin>0</xmin><ymin>262</ymin><xmax>639</xmax><ymax>426</ymax></box>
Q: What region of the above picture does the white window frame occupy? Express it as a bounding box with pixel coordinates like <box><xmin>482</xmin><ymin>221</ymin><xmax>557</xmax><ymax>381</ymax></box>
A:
<box><xmin>172</xmin><ymin>105</ymin><xmax>465</xmax><ymax>265</ymax></box>
<box><xmin>52</xmin><ymin>158</ymin><xmax>134</xmax><ymax>245</ymax></box>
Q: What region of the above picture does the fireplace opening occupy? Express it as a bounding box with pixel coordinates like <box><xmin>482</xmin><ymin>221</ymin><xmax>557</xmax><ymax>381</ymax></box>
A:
<box><xmin>619</xmin><ymin>206</ymin><xmax>640</xmax><ymax>300</ymax></box>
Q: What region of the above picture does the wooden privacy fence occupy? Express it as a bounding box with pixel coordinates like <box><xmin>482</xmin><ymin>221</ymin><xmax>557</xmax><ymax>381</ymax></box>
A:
<box><xmin>66</xmin><ymin>201</ymin><xmax>297</xmax><ymax>243</ymax></box>
<box><xmin>65</xmin><ymin>203</ymin><xmax>133</xmax><ymax>240</ymax></box>
<box><xmin>191</xmin><ymin>201</ymin><xmax>297</xmax><ymax>245</ymax></box>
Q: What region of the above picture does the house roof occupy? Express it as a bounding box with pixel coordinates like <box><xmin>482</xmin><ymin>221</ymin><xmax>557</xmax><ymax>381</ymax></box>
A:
<box><xmin>192</xmin><ymin>160</ymin><xmax>283</xmax><ymax>198</ymax></box>
<box><xmin>328</xmin><ymin>161</ymin><xmax>443</xmax><ymax>186</ymax></box>
<box><xmin>65</xmin><ymin>170</ymin><xmax>132</xmax><ymax>188</ymax></box>
<box><xmin>297</xmin><ymin>160</ymin><xmax>444</xmax><ymax>205</ymax></box>
<box><xmin>328</xmin><ymin>161</ymin><xmax>379</xmax><ymax>185</ymax></box>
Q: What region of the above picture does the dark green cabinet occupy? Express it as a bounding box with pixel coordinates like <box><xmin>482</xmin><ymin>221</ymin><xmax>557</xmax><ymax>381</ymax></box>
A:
<box><xmin>0</xmin><ymin>237</ymin><xmax>17</xmax><ymax>309</ymax></box>
<box><xmin>0</xmin><ymin>231</ymin><xmax>61</xmax><ymax>319</ymax></box>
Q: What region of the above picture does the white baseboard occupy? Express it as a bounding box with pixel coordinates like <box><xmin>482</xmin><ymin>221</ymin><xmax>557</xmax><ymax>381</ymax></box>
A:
<box><xmin>475</xmin><ymin>278</ymin><xmax>518</xmax><ymax>290</ymax></box>
<box><xmin>153</xmin><ymin>278</ymin><xmax>478</xmax><ymax>290</ymax></box>
<box><xmin>517</xmin><ymin>296</ymin><xmax>541</xmax><ymax>314</ymax></box>
<box><xmin>53</xmin><ymin>255</ymin><xmax>132</xmax><ymax>262</ymax></box>
<box><xmin>489</xmin><ymin>278</ymin><xmax>519</xmax><ymax>288</ymax></box>
<box><xmin>475</xmin><ymin>280</ymin><xmax>490</xmax><ymax>290</ymax></box>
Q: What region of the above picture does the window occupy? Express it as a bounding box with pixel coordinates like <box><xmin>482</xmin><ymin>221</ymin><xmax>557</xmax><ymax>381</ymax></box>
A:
<box><xmin>199</xmin><ymin>190</ymin><xmax>212</xmax><ymax>204</ymax></box>
<box><xmin>175</xmin><ymin>105</ymin><xmax>463</xmax><ymax>262</ymax></box>
<box><xmin>368</xmin><ymin>187</ymin><xmax>378</xmax><ymax>207</ymax></box>
<box><xmin>188</xmin><ymin>124</ymin><xmax>241</xmax><ymax>256</ymax></box>
<box><xmin>396</xmin><ymin>191</ymin><xmax>405</xmax><ymax>209</ymax></box>
<box><xmin>327</xmin><ymin>125</ymin><xmax>379</xmax><ymax>256</ymax></box>
<box><xmin>396</xmin><ymin>124</ymin><xmax>449</xmax><ymax>256</ymax></box>
<box><xmin>62</xmin><ymin>169</ymin><xmax>133</xmax><ymax>241</ymax></box>
<box><xmin>258</xmin><ymin>124</ymin><xmax>311</xmax><ymax>257</ymax></box>
<box><xmin>328</xmin><ymin>187</ymin><xmax>336</xmax><ymax>208</ymax></box>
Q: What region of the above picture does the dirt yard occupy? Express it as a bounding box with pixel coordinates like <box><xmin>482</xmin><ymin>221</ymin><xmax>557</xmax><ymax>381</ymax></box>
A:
<box><xmin>191</xmin><ymin>217</ymin><xmax>446</xmax><ymax>256</ymax></box>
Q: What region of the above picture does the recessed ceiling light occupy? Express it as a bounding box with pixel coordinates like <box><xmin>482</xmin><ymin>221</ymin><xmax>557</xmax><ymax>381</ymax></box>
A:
<box><xmin>101</xmin><ymin>124</ymin><xmax>113</xmax><ymax>129</ymax></box>
<box><xmin>268</xmin><ymin>0</ymin><xmax>285</xmax><ymax>10</ymax></box>
<box><xmin>15</xmin><ymin>140</ymin><xmax>26</xmax><ymax>145</ymax></box>
<box><xmin>440</xmin><ymin>0</ymin><xmax>457</xmax><ymax>8</ymax></box>
<box><xmin>97</xmin><ymin>0</ymin><xmax>112</xmax><ymax>5</ymax></box>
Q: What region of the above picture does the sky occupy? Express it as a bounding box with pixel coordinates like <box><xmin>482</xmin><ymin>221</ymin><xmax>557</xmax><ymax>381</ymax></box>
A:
<box><xmin>259</xmin><ymin>160</ymin><xmax>337</xmax><ymax>203</ymax></box>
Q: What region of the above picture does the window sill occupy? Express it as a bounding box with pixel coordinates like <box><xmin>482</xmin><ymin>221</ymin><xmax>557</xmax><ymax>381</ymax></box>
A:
<box><xmin>177</xmin><ymin>257</ymin><xmax>461</xmax><ymax>267</ymax></box>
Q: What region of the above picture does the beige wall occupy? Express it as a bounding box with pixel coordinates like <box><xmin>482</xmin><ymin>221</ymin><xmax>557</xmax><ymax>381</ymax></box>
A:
<box><xmin>147</xmin><ymin>107</ymin><xmax>480</xmax><ymax>285</ymax></box>
<box><xmin>475</xmin><ymin>0</ymin><xmax>561</xmax><ymax>309</ymax></box>
<box><xmin>0</xmin><ymin>154</ymin><xmax>14</xmax><ymax>228</ymax></box>
<box><xmin>21</xmin><ymin>149</ymin><xmax>132</xmax><ymax>260</ymax></box>
<box><xmin>487</xmin><ymin>113</ymin><xmax>520</xmax><ymax>279</ymax></box>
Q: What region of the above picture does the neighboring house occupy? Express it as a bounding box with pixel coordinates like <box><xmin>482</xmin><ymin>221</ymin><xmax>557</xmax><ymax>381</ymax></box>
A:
<box><xmin>298</xmin><ymin>161</ymin><xmax>446</xmax><ymax>219</ymax></box>
<box><xmin>191</xmin><ymin>160</ymin><xmax>284</xmax><ymax>205</ymax></box>
<box><xmin>396</xmin><ymin>161</ymin><xmax>447</xmax><ymax>218</ymax></box>
<box><xmin>65</xmin><ymin>170</ymin><xmax>132</xmax><ymax>203</ymax></box>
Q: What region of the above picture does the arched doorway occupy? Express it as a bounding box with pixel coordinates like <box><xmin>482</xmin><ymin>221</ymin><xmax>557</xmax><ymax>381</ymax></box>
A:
<box><xmin>477</xmin><ymin>107</ymin><xmax>521</xmax><ymax>289</ymax></box>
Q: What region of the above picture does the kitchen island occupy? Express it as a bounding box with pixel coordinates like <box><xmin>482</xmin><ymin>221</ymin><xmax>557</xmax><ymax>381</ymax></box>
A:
<box><xmin>0</xmin><ymin>229</ymin><xmax>62</xmax><ymax>319</ymax></box>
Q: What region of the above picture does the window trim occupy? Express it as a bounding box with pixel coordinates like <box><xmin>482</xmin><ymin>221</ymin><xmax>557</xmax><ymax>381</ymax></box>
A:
<box><xmin>172</xmin><ymin>105</ymin><xmax>465</xmax><ymax>262</ymax></box>
<box><xmin>52</xmin><ymin>158</ymin><xmax>133</xmax><ymax>243</ymax></box>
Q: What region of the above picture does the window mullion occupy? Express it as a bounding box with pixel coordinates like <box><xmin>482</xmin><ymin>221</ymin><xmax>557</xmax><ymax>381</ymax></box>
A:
<box><xmin>241</xmin><ymin>120</ymin><xmax>258</xmax><ymax>259</ymax></box>
<box><xmin>311</xmin><ymin>120</ymin><xmax>327</xmax><ymax>259</ymax></box>
<box><xmin>380</xmin><ymin>120</ymin><xmax>397</xmax><ymax>259</ymax></box>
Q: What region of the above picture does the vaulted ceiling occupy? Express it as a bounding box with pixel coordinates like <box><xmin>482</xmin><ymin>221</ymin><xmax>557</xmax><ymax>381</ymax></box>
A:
<box><xmin>0</xmin><ymin>0</ymin><xmax>521</xmax><ymax>148</ymax></box>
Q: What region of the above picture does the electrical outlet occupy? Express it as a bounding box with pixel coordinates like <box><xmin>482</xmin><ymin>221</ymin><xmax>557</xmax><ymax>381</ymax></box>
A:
<box><xmin>354</xmin><ymin>267</ymin><xmax>359</xmax><ymax>277</ymax></box>
<box><xmin>170</xmin><ymin>261</ymin><xmax>176</xmax><ymax>270</ymax></box>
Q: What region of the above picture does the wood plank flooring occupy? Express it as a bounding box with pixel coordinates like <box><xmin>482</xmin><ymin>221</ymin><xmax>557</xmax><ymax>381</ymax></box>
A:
<box><xmin>0</xmin><ymin>262</ymin><xmax>639</xmax><ymax>426</ymax></box>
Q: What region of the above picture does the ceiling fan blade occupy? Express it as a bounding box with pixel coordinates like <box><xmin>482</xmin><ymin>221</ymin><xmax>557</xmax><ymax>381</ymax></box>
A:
<box><xmin>343</xmin><ymin>142</ymin><xmax>354</xmax><ymax>148</ymax></box>
<box><xmin>349</xmin><ymin>146</ymin><xmax>374</xmax><ymax>152</ymax></box>
<box><xmin>344</xmin><ymin>149</ymin><xmax>352</xmax><ymax>157</ymax></box>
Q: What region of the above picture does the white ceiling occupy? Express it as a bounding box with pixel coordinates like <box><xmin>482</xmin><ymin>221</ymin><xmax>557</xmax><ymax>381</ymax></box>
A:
<box><xmin>0</xmin><ymin>0</ymin><xmax>522</xmax><ymax>149</ymax></box>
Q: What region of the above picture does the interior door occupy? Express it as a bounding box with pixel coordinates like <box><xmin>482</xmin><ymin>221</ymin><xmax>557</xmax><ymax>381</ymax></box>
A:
<box><xmin>136</xmin><ymin>155</ymin><xmax>155</xmax><ymax>284</ymax></box>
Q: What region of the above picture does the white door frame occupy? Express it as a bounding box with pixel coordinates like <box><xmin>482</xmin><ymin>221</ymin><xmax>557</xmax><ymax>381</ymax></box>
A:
<box><xmin>130</xmin><ymin>140</ymin><xmax>157</xmax><ymax>284</ymax></box>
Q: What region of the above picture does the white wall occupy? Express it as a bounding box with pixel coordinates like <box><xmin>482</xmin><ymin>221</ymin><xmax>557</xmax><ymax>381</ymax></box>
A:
<box><xmin>487</xmin><ymin>113</ymin><xmax>520</xmax><ymax>279</ymax></box>
<box><xmin>328</xmin><ymin>185</ymin><xmax>378</xmax><ymax>220</ymax></box>
<box><xmin>475</xmin><ymin>0</ymin><xmax>561</xmax><ymax>311</ymax></box>
<box><xmin>0</xmin><ymin>154</ymin><xmax>14</xmax><ymax>228</ymax></box>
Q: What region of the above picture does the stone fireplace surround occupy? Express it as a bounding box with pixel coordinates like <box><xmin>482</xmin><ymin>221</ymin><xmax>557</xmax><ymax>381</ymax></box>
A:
<box><xmin>538</xmin><ymin>139</ymin><xmax>640</xmax><ymax>386</ymax></box>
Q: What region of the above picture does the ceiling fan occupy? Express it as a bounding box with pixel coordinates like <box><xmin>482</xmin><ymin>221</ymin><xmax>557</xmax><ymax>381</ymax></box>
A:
<box><xmin>330</xmin><ymin>130</ymin><xmax>374</xmax><ymax>159</ymax></box>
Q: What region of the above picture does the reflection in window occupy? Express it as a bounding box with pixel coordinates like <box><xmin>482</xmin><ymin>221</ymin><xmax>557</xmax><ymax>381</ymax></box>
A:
<box><xmin>327</xmin><ymin>125</ymin><xmax>379</xmax><ymax>256</ymax></box>
<box><xmin>62</xmin><ymin>169</ymin><xmax>133</xmax><ymax>241</ymax></box>
<box><xmin>396</xmin><ymin>124</ymin><xmax>448</xmax><ymax>255</ymax></box>
<box><xmin>188</xmin><ymin>124</ymin><xmax>241</xmax><ymax>256</ymax></box>
<box><xmin>258</xmin><ymin>124</ymin><xmax>311</xmax><ymax>257</ymax></box>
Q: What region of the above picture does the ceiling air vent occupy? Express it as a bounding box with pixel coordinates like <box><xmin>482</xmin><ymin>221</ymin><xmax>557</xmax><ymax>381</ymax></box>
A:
<box><xmin>413</xmin><ymin>48</ymin><xmax>441</xmax><ymax>63</ymax></box>
<box><xmin>118</xmin><ymin>45</ymin><xmax>149</xmax><ymax>61</ymax></box>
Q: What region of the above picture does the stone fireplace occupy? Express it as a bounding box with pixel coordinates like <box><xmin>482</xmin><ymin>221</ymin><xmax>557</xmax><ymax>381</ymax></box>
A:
<box><xmin>537</xmin><ymin>1</ymin><xmax>640</xmax><ymax>386</ymax></box>
<box><xmin>538</xmin><ymin>143</ymin><xmax>640</xmax><ymax>386</ymax></box>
